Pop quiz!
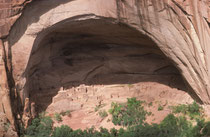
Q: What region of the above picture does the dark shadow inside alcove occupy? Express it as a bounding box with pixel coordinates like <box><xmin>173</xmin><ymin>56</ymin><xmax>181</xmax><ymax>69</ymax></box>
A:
<box><xmin>24</xmin><ymin>18</ymin><xmax>187</xmax><ymax>112</ymax></box>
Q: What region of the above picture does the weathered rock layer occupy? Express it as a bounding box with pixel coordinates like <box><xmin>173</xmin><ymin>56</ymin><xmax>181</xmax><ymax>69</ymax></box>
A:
<box><xmin>0</xmin><ymin>0</ymin><xmax>209</xmax><ymax>134</ymax></box>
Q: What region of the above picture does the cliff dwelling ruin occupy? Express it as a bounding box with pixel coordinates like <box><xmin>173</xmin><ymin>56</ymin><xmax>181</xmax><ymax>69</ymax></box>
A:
<box><xmin>0</xmin><ymin>0</ymin><xmax>209</xmax><ymax>136</ymax></box>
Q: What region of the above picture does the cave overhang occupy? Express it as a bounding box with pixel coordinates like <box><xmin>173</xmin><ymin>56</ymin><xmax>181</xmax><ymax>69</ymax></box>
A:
<box><xmin>7</xmin><ymin>0</ymin><xmax>208</xmax><ymax>106</ymax></box>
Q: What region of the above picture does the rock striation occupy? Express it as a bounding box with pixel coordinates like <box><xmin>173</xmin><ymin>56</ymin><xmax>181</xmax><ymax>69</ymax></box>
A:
<box><xmin>0</xmin><ymin>0</ymin><xmax>209</xmax><ymax>134</ymax></box>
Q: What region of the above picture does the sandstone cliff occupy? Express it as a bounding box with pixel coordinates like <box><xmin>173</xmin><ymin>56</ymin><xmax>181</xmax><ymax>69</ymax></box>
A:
<box><xmin>0</xmin><ymin>0</ymin><xmax>209</xmax><ymax>135</ymax></box>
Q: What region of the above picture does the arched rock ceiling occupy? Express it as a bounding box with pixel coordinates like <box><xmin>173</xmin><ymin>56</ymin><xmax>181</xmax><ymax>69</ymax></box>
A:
<box><xmin>24</xmin><ymin>18</ymin><xmax>188</xmax><ymax>112</ymax></box>
<box><xmin>7</xmin><ymin>0</ymin><xmax>210</xmax><ymax>104</ymax></box>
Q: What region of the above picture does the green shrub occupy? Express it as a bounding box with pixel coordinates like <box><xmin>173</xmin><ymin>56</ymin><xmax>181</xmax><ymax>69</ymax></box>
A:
<box><xmin>171</xmin><ymin>101</ymin><xmax>203</xmax><ymax>119</ymax></box>
<box><xmin>54</xmin><ymin>113</ymin><xmax>62</xmax><ymax>122</ymax></box>
<box><xmin>46</xmin><ymin>114</ymin><xmax>210</xmax><ymax>137</ymax></box>
<box><xmin>126</xmin><ymin>114</ymin><xmax>202</xmax><ymax>137</ymax></box>
<box><xmin>22</xmin><ymin>99</ymin><xmax>210</xmax><ymax>137</ymax></box>
<box><xmin>52</xmin><ymin>126</ymin><xmax>113</xmax><ymax>137</ymax></box>
<box><xmin>98</xmin><ymin>110</ymin><xmax>108</xmax><ymax>119</ymax></box>
<box><xmin>60</xmin><ymin>110</ymin><xmax>71</xmax><ymax>117</ymax></box>
<box><xmin>25</xmin><ymin>116</ymin><xmax>53</xmax><ymax>137</ymax></box>
<box><xmin>158</xmin><ymin>105</ymin><xmax>164</xmax><ymax>111</ymax></box>
<box><xmin>39</xmin><ymin>111</ymin><xmax>47</xmax><ymax>118</ymax></box>
<box><xmin>148</xmin><ymin>102</ymin><xmax>153</xmax><ymax>107</ymax></box>
<box><xmin>4</xmin><ymin>122</ymin><xmax>10</xmax><ymax>131</ymax></box>
<box><xmin>109</xmin><ymin>98</ymin><xmax>148</xmax><ymax>127</ymax></box>
<box><xmin>52</xmin><ymin>125</ymin><xmax>73</xmax><ymax>137</ymax></box>
<box><xmin>95</xmin><ymin>104</ymin><xmax>106</xmax><ymax>112</ymax></box>
<box><xmin>201</xmin><ymin>121</ymin><xmax>210</xmax><ymax>136</ymax></box>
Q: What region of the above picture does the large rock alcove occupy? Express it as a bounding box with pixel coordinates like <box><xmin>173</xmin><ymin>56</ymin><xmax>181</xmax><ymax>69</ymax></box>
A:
<box><xmin>0</xmin><ymin>0</ymin><xmax>208</xmax><ymax>132</ymax></box>
<box><xmin>22</xmin><ymin>18</ymin><xmax>188</xmax><ymax>113</ymax></box>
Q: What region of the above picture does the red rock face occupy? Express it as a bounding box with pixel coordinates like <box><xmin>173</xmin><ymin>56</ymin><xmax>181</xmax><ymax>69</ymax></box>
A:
<box><xmin>0</xmin><ymin>0</ymin><xmax>31</xmax><ymax>37</ymax></box>
<box><xmin>0</xmin><ymin>0</ymin><xmax>209</xmax><ymax>131</ymax></box>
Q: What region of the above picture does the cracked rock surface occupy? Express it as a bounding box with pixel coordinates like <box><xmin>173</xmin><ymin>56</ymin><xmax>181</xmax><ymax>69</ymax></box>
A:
<box><xmin>0</xmin><ymin>0</ymin><xmax>209</xmax><ymax>132</ymax></box>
